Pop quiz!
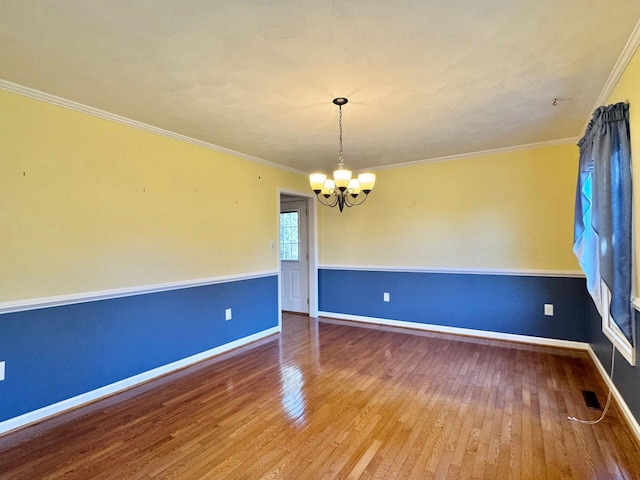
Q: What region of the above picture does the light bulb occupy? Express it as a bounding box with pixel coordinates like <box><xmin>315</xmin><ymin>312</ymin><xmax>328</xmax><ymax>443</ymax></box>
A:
<box><xmin>321</xmin><ymin>179</ymin><xmax>335</xmax><ymax>196</ymax></box>
<box><xmin>347</xmin><ymin>179</ymin><xmax>361</xmax><ymax>195</ymax></box>
<box><xmin>358</xmin><ymin>173</ymin><xmax>376</xmax><ymax>192</ymax></box>
<box><xmin>333</xmin><ymin>168</ymin><xmax>352</xmax><ymax>191</ymax></box>
<box><xmin>309</xmin><ymin>173</ymin><xmax>327</xmax><ymax>192</ymax></box>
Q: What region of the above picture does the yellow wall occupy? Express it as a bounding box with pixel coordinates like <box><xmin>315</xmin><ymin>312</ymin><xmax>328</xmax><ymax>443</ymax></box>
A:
<box><xmin>318</xmin><ymin>143</ymin><xmax>581</xmax><ymax>272</ymax></box>
<box><xmin>0</xmin><ymin>89</ymin><xmax>307</xmax><ymax>302</ymax></box>
<box><xmin>604</xmin><ymin>44</ymin><xmax>640</xmax><ymax>289</ymax></box>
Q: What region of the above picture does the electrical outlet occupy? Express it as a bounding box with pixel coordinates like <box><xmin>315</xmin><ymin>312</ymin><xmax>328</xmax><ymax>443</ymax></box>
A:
<box><xmin>384</xmin><ymin>292</ymin><xmax>390</xmax><ymax>302</ymax></box>
<box><xmin>544</xmin><ymin>304</ymin><xmax>554</xmax><ymax>316</ymax></box>
<box><xmin>269</xmin><ymin>240</ymin><xmax>275</xmax><ymax>250</ymax></box>
<box><xmin>225</xmin><ymin>308</ymin><xmax>232</xmax><ymax>321</ymax></box>
<box><xmin>0</xmin><ymin>361</ymin><xmax>5</xmax><ymax>381</ymax></box>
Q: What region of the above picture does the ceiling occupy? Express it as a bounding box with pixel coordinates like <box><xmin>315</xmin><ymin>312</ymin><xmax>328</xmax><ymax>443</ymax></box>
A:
<box><xmin>1</xmin><ymin>1</ymin><xmax>640</xmax><ymax>173</ymax></box>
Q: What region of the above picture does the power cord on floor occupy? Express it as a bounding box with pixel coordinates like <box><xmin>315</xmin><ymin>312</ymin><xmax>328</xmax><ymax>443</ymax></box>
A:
<box><xmin>567</xmin><ymin>342</ymin><xmax>615</xmax><ymax>425</ymax></box>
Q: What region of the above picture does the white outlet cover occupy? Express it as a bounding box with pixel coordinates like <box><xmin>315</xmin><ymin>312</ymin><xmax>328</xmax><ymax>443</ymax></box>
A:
<box><xmin>225</xmin><ymin>308</ymin><xmax>232</xmax><ymax>321</ymax></box>
<box><xmin>544</xmin><ymin>304</ymin><xmax>554</xmax><ymax>316</ymax></box>
<box><xmin>384</xmin><ymin>292</ymin><xmax>390</xmax><ymax>302</ymax></box>
<box><xmin>0</xmin><ymin>361</ymin><xmax>5</xmax><ymax>381</ymax></box>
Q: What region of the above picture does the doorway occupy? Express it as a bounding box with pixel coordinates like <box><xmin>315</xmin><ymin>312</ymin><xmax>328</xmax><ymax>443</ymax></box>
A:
<box><xmin>280</xmin><ymin>195</ymin><xmax>310</xmax><ymax>314</ymax></box>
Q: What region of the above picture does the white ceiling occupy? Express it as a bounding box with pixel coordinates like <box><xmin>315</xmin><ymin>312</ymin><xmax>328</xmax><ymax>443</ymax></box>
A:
<box><xmin>1</xmin><ymin>1</ymin><xmax>640</xmax><ymax>173</ymax></box>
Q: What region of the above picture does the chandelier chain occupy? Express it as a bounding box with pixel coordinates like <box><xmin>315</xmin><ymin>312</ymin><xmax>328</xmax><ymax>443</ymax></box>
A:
<box><xmin>338</xmin><ymin>104</ymin><xmax>344</xmax><ymax>164</ymax></box>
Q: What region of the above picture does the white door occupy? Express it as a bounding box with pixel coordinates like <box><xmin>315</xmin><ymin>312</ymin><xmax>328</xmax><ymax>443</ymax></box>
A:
<box><xmin>280</xmin><ymin>199</ymin><xmax>309</xmax><ymax>313</ymax></box>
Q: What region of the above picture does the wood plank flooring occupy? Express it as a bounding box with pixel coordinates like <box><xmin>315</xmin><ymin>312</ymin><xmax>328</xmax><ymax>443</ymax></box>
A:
<box><xmin>1</xmin><ymin>313</ymin><xmax>639</xmax><ymax>479</ymax></box>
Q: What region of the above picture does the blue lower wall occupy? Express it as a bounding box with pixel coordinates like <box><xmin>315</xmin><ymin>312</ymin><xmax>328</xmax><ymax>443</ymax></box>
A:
<box><xmin>587</xmin><ymin>301</ymin><xmax>640</xmax><ymax>426</ymax></box>
<box><xmin>319</xmin><ymin>269</ymin><xmax>588</xmax><ymax>342</ymax></box>
<box><xmin>0</xmin><ymin>275</ymin><xmax>278</xmax><ymax>423</ymax></box>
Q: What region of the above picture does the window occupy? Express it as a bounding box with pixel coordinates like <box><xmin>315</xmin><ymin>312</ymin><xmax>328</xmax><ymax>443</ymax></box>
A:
<box><xmin>280</xmin><ymin>211</ymin><xmax>299</xmax><ymax>261</ymax></box>
<box><xmin>574</xmin><ymin>102</ymin><xmax>635</xmax><ymax>365</ymax></box>
<box><xmin>601</xmin><ymin>280</ymin><xmax>636</xmax><ymax>365</ymax></box>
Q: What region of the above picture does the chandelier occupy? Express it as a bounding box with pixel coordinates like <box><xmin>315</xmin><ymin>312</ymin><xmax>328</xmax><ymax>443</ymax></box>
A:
<box><xmin>309</xmin><ymin>98</ymin><xmax>376</xmax><ymax>212</ymax></box>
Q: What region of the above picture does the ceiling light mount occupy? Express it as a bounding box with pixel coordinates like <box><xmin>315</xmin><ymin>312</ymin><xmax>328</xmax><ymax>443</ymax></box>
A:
<box><xmin>309</xmin><ymin>98</ymin><xmax>376</xmax><ymax>212</ymax></box>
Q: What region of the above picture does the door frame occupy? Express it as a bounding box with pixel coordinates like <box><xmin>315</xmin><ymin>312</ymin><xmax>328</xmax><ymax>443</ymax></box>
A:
<box><xmin>279</xmin><ymin>199</ymin><xmax>309</xmax><ymax>314</ymax></box>
<box><xmin>277</xmin><ymin>189</ymin><xmax>318</xmax><ymax>324</ymax></box>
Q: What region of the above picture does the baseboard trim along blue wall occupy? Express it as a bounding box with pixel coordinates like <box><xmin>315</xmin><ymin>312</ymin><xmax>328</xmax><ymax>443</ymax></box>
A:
<box><xmin>319</xmin><ymin>267</ymin><xmax>640</xmax><ymax>443</ymax></box>
<box><xmin>318</xmin><ymin>268</ymin><xmax>589</xmax><ymax>342</ymax></box>
<box><xmin>317</xmin><ymin>313</ymin><xmax>589</xmax><ymax>351</ymax></box>
<box><xmin>587</xmin><ymin>302</ymin><xmax>640</xmax><ymax>441</ymax></box>
<box><xmin>0</xmin><ymin>274</ymin><xmax>279</xmax><ymax>433</ymax></box>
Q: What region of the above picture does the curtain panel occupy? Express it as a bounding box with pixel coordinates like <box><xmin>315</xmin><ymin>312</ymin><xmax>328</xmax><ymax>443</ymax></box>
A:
<box><xmin>574</xmin><ymin>102</ymin><xmax>633</xmax><ymax>343</ymax></box>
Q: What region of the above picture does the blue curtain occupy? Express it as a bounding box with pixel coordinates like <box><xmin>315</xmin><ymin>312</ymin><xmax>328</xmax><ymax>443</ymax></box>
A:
<box><xmin>574</xmin><ymin>102</ymin><xmax>633</xmax><ymax>343</ymax></box>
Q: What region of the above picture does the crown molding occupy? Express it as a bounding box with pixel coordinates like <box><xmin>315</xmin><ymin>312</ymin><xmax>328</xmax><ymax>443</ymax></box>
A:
<box><xmin>580</xmin><ymin>17</ymin><xmax>640</xmax><ymax>134</ymax></box>
<box><xmin>371</xmin><ymin>137</ymin><xmax>579</xmax><ymax>172</ymax></box>
<box><xmin>0</xmin><ymin>78</ymin><xmax>584</xmax><ymax>174</ymax></box>
<box><xmin>0</xmin><ymin>79</ymin><xmax>305</xmax><ymax>176</ymax></box>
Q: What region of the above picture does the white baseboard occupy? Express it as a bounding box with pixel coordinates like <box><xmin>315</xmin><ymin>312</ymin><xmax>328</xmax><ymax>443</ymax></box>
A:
<box><xmin>586</xmin><ymin>346</ymin><xmax>640</xmax><ymax>444</ymax></box>
<box><xmin>5</xmin><ymin>312</ymin><xmax>639</xmax><ymax>448</ymax></box>
<box><xmin>0</xmin><ymin>326</ymin><xmax>280</xmax><ymax>436</ymax></box>
<box><xmin>318</xmin><ymin>311</ymin><xmax>589</xmax><ymax>350</ymax></box>
<box><xmin>319</xmin><ymin>311</ymin><xmax>640</xmax><ymax>445</ymax></box>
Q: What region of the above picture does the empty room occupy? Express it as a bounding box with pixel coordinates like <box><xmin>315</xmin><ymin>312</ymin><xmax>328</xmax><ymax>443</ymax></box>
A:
<box><xmin>1</xmin><ymin>1</ymin><xmax>640</xmax><ymax>479</ymax></box>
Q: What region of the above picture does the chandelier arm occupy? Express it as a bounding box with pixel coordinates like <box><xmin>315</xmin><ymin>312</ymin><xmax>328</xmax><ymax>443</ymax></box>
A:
<box><xmin>316</xmin><ymin>193</ymin><xmax>339</xmax><ymax>208</ymax></box>
<box><xmin>344</xmin><ymin>192</ymin><xmax>369</xmax><ymax>208</ymax></box>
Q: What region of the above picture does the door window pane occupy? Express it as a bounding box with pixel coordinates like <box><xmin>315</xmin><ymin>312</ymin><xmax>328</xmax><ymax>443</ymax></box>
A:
<box><xmin>280</xmin><ymin>212</ymin><xmax>299</xmax><ymax>261</ymax></box>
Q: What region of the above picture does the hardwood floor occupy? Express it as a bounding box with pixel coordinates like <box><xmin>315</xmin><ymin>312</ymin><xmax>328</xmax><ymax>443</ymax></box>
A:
<box><xmin>1</xmin><ymin>313</ymin><xmax>639</xmax><ymax>479</ymax></box>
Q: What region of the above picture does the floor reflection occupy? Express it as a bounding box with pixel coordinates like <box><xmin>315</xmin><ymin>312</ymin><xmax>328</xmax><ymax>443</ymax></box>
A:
<box><xmin>278</xmin><ymin>315</ymin><xmax>322</xmax><ymax>426</ymax></box>
<box><xmin>280</xmin><ymin>365</ymin><xmax>306</xmax><ymax>424</ymax></box>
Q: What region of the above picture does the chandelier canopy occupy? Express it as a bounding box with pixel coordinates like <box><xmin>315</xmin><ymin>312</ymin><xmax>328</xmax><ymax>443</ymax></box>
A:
<box><xmin>309</xmin><ymin>98</ymin><xmax>376</xmax><ymax>212</ymax></box>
